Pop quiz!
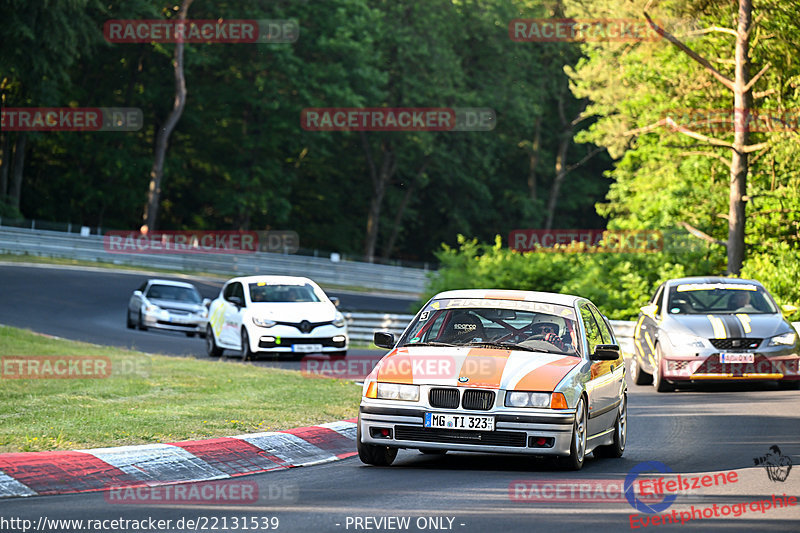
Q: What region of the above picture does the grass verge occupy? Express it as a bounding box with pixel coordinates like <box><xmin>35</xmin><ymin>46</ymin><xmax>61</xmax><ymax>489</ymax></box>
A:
<box><xmin>0</xmin><ymin>325</ymin><xmax>360</xmax><ymax>453</ymax></box>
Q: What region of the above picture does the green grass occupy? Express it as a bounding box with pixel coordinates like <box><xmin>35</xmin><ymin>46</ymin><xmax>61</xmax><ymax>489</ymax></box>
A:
<box><xmin>0</xmin><ymin>325</ymin><xmax>361</xmax><ymax>453</ymax></box>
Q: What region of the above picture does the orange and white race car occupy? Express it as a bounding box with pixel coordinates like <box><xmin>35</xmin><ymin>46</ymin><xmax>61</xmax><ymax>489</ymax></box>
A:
<box><xmin>358</xmin><ymin>289</ymin><xmax>626</xmax><ymax>470</ymax></box>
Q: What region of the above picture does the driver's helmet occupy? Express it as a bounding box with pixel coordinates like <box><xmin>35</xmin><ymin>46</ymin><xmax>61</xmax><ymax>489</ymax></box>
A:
<box><xmin>530</xmin><ymin>315</ymin><xmax>565</xmax><ymax>336</ymax></box>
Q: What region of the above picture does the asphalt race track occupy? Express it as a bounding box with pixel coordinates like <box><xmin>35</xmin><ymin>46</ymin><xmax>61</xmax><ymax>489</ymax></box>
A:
<box><xmin>1</xmin><ymin>262</ymin><xmax>799</xmax><ymax>532</ymax></box>
<box><xmin>0</xmin><ymin>263</ymin><xmax>414</xmax><ymax>367</ymax></box>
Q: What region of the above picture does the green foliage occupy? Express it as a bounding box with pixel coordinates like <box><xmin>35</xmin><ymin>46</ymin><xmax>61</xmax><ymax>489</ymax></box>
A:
<box><xmin>423</xmin><ymin>234</ymin><xmax>721</xmax><ymax>319</ymax></box>
<box><xmin>741</xmin><ymin>243</ymin><xmax>800</xmax><ymax>322</ymax></box>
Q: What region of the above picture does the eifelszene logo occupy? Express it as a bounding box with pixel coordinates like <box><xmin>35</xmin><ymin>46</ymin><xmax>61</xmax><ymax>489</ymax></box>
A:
<box><xmin>753</xmin><ymin>445</ymin><xmax>792</xmax><ymax>482</ymax></box>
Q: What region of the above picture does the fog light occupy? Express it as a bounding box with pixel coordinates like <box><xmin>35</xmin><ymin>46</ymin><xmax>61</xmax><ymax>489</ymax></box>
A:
<box><xmin>333</xmin><ymin>335</ymin><xmax>346</xmax><ymax>342</ymax></box>
<box><xmin>370</xmin><ymin>427</ymin><xmax>393</xmax><ymax>439</ymax></box>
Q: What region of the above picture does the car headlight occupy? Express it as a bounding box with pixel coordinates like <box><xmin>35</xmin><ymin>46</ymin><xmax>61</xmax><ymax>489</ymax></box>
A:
<box><xmin>667</xmin><ymin>332</ymin><xmax>705</xmax><ymax>349</ymax></box>
<box><xmin>769</xmin><ymin>332</ymin><xmax>797</xmax><ymax>346</ymax></box>
<box><xmin>505</xmin><ymin>391</ymin><xmax>551</xmax><ymax>408</ymax></box>
<box><xmin>333</xmin><ymin>312</ymin><xmax>346</xmax><ymax>328</ymax></box>
<box><xmin>144</xmin><ymin>303</ymin><xmax>159</xmax><ymax>313</ymax></box>
<box><xmin>376</xmin><ymin>383</ymin><xmax>419</xmax><ymax>401</ymax></box>
<box><xmin>252</xmin><ymin>317</ymin><xmax>276</xmax><ymax>328</ymax></box>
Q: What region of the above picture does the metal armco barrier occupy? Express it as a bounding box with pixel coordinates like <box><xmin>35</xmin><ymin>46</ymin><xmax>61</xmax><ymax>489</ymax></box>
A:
<box><xmin>0</xmin><ymin>227</ymin><xmax>428</xmax><ymax>295</ymax></box>
<box><xmin>345</xmin><ymin>312</ymin><xmax>415</xmax><ymax>343</ymax></box>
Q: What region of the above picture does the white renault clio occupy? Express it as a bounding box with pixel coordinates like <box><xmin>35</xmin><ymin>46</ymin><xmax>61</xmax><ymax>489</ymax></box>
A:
<box><xmin>206</xmin><ymin>275</ymin><xmax>348</xmax><ymax>360</ymax></box>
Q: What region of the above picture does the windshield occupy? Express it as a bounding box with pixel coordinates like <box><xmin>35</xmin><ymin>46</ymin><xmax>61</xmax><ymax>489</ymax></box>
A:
<box><xmin>146</xmin><ymin>284</ymin><xmax>201</xmax><ymax>304</ymax></box>
<box><xmin>398</xmin><ymin>298</ymin><xmax>580</xmax><ymax>356</ymax></box>
<box><xmin>249</xmin><ymin>283</ymin><xmax>321</xmax><ymax>303</ymax></box>
<box><xmin>667</xmin><ymin>283</ymin><xmax>778</xmax><ymax>315</ymax></box>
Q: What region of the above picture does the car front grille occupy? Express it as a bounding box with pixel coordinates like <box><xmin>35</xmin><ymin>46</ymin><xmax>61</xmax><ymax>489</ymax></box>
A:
<box><xmin>258</xmin><ymin>337</ymin><xmax>346</xmax><ymax>349</ymax></box>
<box><xmin>429</xmin><ymin>388</ymin><xmax>460</xmax><ymax>409</ymax></box>
<box><xmin>394</xmin><ymin>425</ymin><xmax>526</xmax><ymax>447</ymax></box>
<box><xmin>462</xmin><ymin>390</ymin><xmax>495</xmax><ymax>411</ymax></box>
<box><xmin>709</xmin><ymin>338</ymin><xmax>762</xmax><ymax>350</ymax></box>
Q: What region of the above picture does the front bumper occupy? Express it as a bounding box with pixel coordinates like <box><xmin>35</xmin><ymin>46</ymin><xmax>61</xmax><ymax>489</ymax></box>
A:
<box><xmin>248</xmin><ymin>324</ymin><xmax>348</xmax><ymax>353</ymax></box>
<box><xmin>660</xmin><ymin>345</ymin><xmax>799</xmax><ymax>382</ymax></box>
<box><xmin>359</xmin><ymin>400</ymin><xmax>576</xmax><ymax>456</ymax></box>
<box><xmin>142</xmin><ymin>311</ymin><xmax>207</xmax><ymax>334</ymax></box>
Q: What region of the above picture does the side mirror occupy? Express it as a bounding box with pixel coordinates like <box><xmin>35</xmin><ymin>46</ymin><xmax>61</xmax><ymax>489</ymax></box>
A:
<box><xmin>591</xmin><ymin>344</ymin><xmax>620</xmax><ymax>361</ymax></box>
<box><xmin>228</xmin><ymin>296</ymin><xmax>243</xmax><ymax>307</ymax></box>
<box><xmin>374</xmin><ymin>331</ymin><xmax>396</xmax><ymax>349</ymax></box>
<box><xmin>330</xmin><ymin>296</ymin><xmax>340</xmax><ymax>307</ymax></box>
<box><xmin>203</xmin><ymin>298</ymin><xmax>211</xmax><ymax>308</ymax></box>
<box><xmin>133</xmin><ymin>290</ymin><xmax>143</xmax><ymax>298</ymax></box>
<box><xmin>781</xmin><ymin>304</ymin><xmax>798</xmax><ymax>315</ymax></box>
<box><xmin>640</xmin><ymin>304</ymin><xmax>658</xmax><ymax>319</ymax></box>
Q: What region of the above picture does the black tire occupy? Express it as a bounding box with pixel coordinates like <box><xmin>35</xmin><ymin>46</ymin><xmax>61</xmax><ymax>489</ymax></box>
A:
<box><xmin>778</xmin><ymin>380</ymin><xmax>800</xmax><ymax>390</ymax></box>
<box><xmin>594</xmin><ymin>394</ymin><xmax>626</xmax><ymax>458</ymax></box>
<box><xmin>330</xmin><ymin>351</ymin><xmax>347</xmax><ymax>360</ymax></box>
<box><xmin>241</xmin><ymin>329</ymin><xmax>254</xmax><ymax>361</ymax></box>
<box><xmin>137</xmin><ymin>311</ymin><xmax>147</xmax><ymax>331</ymax></box>
<box><xmin>630</xmin><ymin>357</ymin><xmax>652</xmax><ymax>385</ymax></box>
<box><xmin>206</xmin><ymin>326</ymin><xmax>223</xmax><ymax>357</ymax></box>
<box><xmin>653</xmin><ymin>345</ymin><xmax>674</xmax><ymax>392</ymax></box>
<box><xmin>186</xmin><ymin>332</ymin><xmax>196</xmax><ymax>338</ymax></box>
<box><xmin>419</xmin><ymin>449</ymin><xmax>447</xmax><ymax>455</ymax></box>
<box><xmin>557</xmin><ymin>396</ymin><xmax>587</xmax><ymax>470</ymax></box>
<box><xmin>126</xmin><ymin>311</ymin><xmax>134</xmax><ymax>329</ymax></box>
<box><xmin>356</xmin><ymin>416</ymin><xmax>397</xmax><ymax>466</ymax></box>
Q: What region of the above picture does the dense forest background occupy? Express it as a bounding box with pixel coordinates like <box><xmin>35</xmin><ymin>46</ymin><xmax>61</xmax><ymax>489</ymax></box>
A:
<box><xmin>0</xmin><ymin>0</ymin><xmax>613</xmax><ymax>264</ymax></box>
<box><xmin>1</xmin><ymin>0</ymin><xmax>798</xmax><ymax>316</ymax></box>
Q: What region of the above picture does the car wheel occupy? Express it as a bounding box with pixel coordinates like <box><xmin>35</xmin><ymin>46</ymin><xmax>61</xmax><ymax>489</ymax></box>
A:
<box><xmin>631</xmin><ymin>357</ymin><xmax>652</xmax><ymax>385</ymax></box>
<box><xmin>126</xmin><ymin>311</ymin><xmax>134</xmax><ymax>329</ymax></box>
<box><xmin>330</xmin><ymin>351</ymin><xmax>347</xmax><ymax>360</ymax></box>
<box><xmin>778</xmin><ymin>380</ymin><xmax>800</xmax><ymax>390</ymax></box>
<box><xmin>241</xmin><ymin>329</ymin><xmax>254</xmax><ymax>361</ymax></box>
<box><xmin>206</xmin><ymin>326</ymin><xmax>223</xmax><ymax>357</ymax></box>
<box><xmin>137</xmin><ymin>311</ymin><xmax>147</xmax><ymax>331</ymax></box>
<box><xmin>356</xmin><ymin>416</ymin><xmax>397</xmax><ymax>466</ymax></box>
<box><xmin>557</xmin><ymin>396</ymin><xmax>587</xmax><ymax>471</ymax></box>
<box><xmin>653</xmin><ymin>345</ymin><xmax>674</xmax><ymax>393</ymax></box>
<box><xmin>419</xmin><ymin>449</ymin><xmax>447</xmax><ymax>455</ymax></box>
<box><xmin>594</xmin><ymin>394</ymin><xmax>626</xmax><ymax>458</ymax></box>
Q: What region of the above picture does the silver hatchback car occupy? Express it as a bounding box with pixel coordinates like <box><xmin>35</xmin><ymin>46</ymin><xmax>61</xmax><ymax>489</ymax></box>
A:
<box><xmin>127</xmin><ymin>279</ymin><xmax>210</xmax><ymax>337</ymax></box>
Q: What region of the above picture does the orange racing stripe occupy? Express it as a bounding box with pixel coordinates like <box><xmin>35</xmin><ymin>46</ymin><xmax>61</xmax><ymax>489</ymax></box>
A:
<box><xmin>513</xmin><ymin>356</ymin><xmax>580</xmax><ymax>391</ymax></box>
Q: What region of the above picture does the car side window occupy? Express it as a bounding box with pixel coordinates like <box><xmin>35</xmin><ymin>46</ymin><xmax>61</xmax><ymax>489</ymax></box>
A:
<box><xmin>651</xmin><ymin>284</ymin><xmax>665</xmax><ymax>315</ymax></box>
<box><xmin>232</xmin><ymin>282</ymin><xmax>245</xmax><ymax>306</ymax></box>
<box><xmin>579</xmin><ymin>304</ymin><xmax>603</xmax><ymax>354</ymax></box>
<box><xmin>589</xmin><ymin>306</ymin><xmax>613</xmax><ymax>345</ymax></box>
<box><xmin>223</xmin><ymin>283</ymin><xmax>234</xmax><ymax>301</ymax></box>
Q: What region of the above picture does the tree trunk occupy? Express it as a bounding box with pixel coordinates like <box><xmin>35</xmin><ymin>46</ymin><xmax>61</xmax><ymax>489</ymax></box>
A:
<box><xmin>361</xmin><ymin>132</ymin><xmax>396</xmax><ymax>262</ymax></box>
<box><xmin>0</xmin><ymin>132</ymin><xmax>9</xmax><ymax>199</ymax></box>
<box><xmin>545</xmin><ymin>131</ymin><xmax>570</xmax><ymax>230</ymax></box>
<box><xmin>727</xmin><ymin>0</ymin><xmax>753</xmax><ymax>275</ymax></box>
<box><xmin>381</xmin><ymin>161</ymin><xmax>427</xmax><ymax>261</ymax></box>
<box><xmin>9</xmin><ymin>132</ymin><xmax>26</xmax><ymax>211</ymax></box>
<box><xmin>142</xmin><ymin>0</ymin><xmax>193</xmax><ymax>232</ymax></box>
<box><xmin>527</xmin><ymin>116</ymin><xmax>542</xmax><ymax>202</ymax></box>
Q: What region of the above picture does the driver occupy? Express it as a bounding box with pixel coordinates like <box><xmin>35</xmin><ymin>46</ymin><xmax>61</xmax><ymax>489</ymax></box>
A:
<box><xmin>529</xmin><ymin>320</ymin><xmax>566</xmax><ymax>351</ymax></box>
<box><xmin>729</xmin><ymin>291</ymin><xmax>758</xmax><ymax>312</ymax></box>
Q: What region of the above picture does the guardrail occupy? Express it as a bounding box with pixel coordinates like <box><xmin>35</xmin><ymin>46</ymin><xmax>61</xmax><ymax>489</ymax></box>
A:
<box><xmin>0</xmin><ymin>227</ymin><xmax>429</xmax><ymax>295</ymax></box>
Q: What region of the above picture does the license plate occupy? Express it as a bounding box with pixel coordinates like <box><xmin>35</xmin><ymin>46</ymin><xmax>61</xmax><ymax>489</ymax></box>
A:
<box><xmin>292</xmin><ymin>344</ymin><xmax>323</xmax><ymax>353</ymax></box>
<box><xmin>424</xmin><ymin>412</ymin><xmax>494</xmax><ymax>431</ymax></box>
<box><xmin>720</xmin><ymin>353</ymin><xmax>755</xmax><ymax>363</ymax></box>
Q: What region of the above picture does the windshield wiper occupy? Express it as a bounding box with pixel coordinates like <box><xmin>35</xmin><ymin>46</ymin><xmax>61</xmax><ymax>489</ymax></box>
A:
<box><xmin>401</xmin><ymin>341</ymin><xmax>456</xmax><ymax>347</ymax></box>
<box><xmin>464</xmin><ymin>341</ymin><xmax>540</xmax><ymax>352</ymax></box>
